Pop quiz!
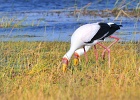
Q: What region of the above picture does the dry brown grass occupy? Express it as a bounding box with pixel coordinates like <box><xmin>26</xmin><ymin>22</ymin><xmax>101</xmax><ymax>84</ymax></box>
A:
<box><xmin>0</xmin><ymin>41</ymin><xmax>139</xmax><ymax>100</ymax></box>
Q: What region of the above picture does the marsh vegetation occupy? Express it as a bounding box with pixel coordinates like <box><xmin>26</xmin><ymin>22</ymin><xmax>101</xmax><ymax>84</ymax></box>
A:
<box><xmin>0</xmin><ymin>41</ymin><xmax>140</xmax><ymax>100</ymax></box>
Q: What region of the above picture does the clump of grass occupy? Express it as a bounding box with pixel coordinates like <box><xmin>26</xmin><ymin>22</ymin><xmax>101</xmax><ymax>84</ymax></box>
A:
<box><xmin>0</xmin><ymin>41</ymin><xmax>139</xmax><ymax>100</ymax></box>
<box><xmin>0</xmin><ymin>17</ymin><xmax>23</xmax><ymax>28</ymax></box>
<box><xmin>68</xmin><ymin>1</ymin><xmax>140</xmax><ymax>19</ymax></box>
<box><xmin>0</xmin><ymin>16</ymin><xmax>31</xmax><ymax>28</ymax></box>
<box><xmin>0</xmin><ymin>17</ymin><xmax>15</xmax><ymax>28</ymax></box>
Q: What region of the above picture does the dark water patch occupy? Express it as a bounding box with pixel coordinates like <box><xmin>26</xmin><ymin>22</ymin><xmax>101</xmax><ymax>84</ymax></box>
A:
<box><xmin>13</xmin><ymin>35</ymin><xmax>41</xmax><ymax>38</ymax></box>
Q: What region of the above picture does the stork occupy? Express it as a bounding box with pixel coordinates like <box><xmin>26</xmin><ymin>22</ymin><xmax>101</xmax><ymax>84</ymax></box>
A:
<box><xmin>62</xmin><ymin>22</ymin><xmax>122</xmax><ymax>72</ymax></box>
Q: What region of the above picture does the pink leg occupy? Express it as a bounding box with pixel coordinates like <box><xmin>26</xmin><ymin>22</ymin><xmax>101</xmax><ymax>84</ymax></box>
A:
<box><xmin>93</xmin><ymin>45</ymin><xmax>98</xmax><ymax>61</ymax></box>
<box><xmin>83</xmin><ymin>46</ymin><xmax>88</xmax><ymax>63</ymax></box>
<box><xmin>97</xmin><ymin>42</ymin><xmax>111</xmax><ymax>68</ymax></box>
<box><xmin>102</xmin><ymin>36</ymin><xmax>119</xmax><ymax>59</ymax></box>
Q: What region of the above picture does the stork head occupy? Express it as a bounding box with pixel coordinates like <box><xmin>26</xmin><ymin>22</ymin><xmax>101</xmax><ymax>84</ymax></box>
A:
<box><xmin>107</xmin><ymin>22</ymin><xmax>123</xmax><ymax>30</ymax></box>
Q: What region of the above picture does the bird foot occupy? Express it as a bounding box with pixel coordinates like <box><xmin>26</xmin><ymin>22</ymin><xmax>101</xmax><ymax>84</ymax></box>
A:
<box><xmin>62</xmin><ymin>58</ymin><xmax>68</xmax><ymax>73</ymax></box>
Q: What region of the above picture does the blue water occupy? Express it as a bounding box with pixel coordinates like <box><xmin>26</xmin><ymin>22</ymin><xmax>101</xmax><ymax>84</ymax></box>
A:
<box><xmin>0</xmin><ymin>0</ymin><xmax>140</xmax><ymax>42</ymax></box>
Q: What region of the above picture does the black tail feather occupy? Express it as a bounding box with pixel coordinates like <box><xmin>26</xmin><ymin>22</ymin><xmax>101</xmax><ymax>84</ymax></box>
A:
<box><xmin>118</xmin><ymin>25</ymin><xmax>123</xmax><ymax>27</ymax></box>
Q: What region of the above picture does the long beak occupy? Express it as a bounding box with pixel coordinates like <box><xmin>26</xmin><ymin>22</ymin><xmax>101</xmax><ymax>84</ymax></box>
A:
<box><xmin>62</xmin><ymin>63</ymin><xmax>68</xmax><ymax>73</ymax></box>
<box><xmin>74</xmin><ymin>52</ymin><xmax>79</xmax><ymax>66</ymax></box>
<box><xmin>62</xmin><ymin>58</ymin><xmax>68</xmax><ymax>73</ymax></box>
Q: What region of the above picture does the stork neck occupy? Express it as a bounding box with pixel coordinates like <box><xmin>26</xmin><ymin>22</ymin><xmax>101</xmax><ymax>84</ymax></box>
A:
<box><xmin>63</xmin><ymin>48</ymin><xmax>75</xmax><ymax>61</ymax></box>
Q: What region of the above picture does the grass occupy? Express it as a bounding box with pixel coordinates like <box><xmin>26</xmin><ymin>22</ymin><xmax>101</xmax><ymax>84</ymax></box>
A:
<box><xmin>0</xmin><ymin>41</ymin><xmax>139</xmax><ymax>100</ymax></box>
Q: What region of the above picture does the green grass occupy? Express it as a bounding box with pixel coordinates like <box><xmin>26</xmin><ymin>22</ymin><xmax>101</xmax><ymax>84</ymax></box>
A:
<box><xmin>0</xmin><ymin>41</ymin><xmax>139</xmax><ymax>100</ymax></box>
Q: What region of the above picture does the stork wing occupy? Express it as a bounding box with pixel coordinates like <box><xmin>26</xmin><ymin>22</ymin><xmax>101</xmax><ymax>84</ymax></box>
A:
<box><xmin>80</xmin><ymin>24</ymin><xmax>100</xmax><ymax>43</ymax></box>
<box><xmin>85</xmin><ymin>23</ymin><xmax>110</xmax><ymax>43</ymax></box>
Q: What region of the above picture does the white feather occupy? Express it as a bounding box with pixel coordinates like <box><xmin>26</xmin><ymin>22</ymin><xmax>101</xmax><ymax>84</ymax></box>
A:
<box><xmin>63</xmin><ymin>23</ymin><xmax>101</xmax><ymax>60</ymax></box>
<box><xmin>72</xmin><ymin>23</ymin><xmax>100</xmax><ymax>43</ymax></box>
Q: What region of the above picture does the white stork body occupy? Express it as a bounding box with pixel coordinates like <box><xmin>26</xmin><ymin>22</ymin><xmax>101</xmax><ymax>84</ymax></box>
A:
<box><xmin>63</xmin><ymin>23</ymin><xmax>101</xmax><ymax>60</ymax></box>
<box><xmin>62</xmin><ymin>22</ymin><xmax>122</xmax><ymax>72</ymax></box>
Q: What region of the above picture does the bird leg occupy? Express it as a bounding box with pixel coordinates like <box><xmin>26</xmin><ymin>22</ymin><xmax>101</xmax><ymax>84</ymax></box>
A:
<box><xmin>97</xmin><ymin>42</ymin><xmax>111</xmax><ymax>68</ymax></box>
<box><xmin>93</xmin><ymin>45</ymin><xmax>98</xmax><ymax>61</ymax></box>
<box><xmin>102</xmin><ymin>36</ymin><xmax>119</xmax><ymax>59</ymax></box>
<box><xmin>83</xmin><ymin>46</ymin><xmax>88</xmax><ymax>63</ymax></box>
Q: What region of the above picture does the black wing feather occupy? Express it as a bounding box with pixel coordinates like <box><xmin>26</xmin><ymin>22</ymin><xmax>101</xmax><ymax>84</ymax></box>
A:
<box><xmin>102</xmin><ymin>24</ymin><xmax>121</xmax><ymax>39</ymax></box>
<box><xmin>85</xmin><ymin>23</ymin><xmax>110</xmax><ymax>43</ymax></box>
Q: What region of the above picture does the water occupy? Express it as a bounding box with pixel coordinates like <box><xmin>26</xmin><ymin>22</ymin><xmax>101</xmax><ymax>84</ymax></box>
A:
<box><xmin>0</xmin><ymin>0</ymin><xmax>140</xmax><ymax>42</ymax></box>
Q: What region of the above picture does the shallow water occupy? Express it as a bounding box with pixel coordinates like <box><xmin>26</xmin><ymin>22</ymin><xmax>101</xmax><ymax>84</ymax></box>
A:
<box><xmin>0</xmin><ymin>0</ymin><xmax>139</xmax><ymax>42</ymax></box>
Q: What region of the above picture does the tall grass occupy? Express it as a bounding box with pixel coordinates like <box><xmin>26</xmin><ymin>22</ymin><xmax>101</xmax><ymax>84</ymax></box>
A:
<box><xmin>0</xmin><ymin>41</ymin><xmax>139</xmax><ymax>100</ymax></box>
